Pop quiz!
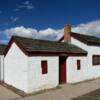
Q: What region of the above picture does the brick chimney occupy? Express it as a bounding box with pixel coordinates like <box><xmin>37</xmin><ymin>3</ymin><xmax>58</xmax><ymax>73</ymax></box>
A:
<box><xmin>64</xmin><ymin>25</ymin><xmax>71</xmax><ymax>43</ymax></box>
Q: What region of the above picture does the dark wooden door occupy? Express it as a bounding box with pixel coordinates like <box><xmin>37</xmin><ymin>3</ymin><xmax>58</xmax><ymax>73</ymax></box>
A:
<box><xmin>59</xmin><ymin>57</ymin><xmax>66</xmax><ymax>84</ymax></box>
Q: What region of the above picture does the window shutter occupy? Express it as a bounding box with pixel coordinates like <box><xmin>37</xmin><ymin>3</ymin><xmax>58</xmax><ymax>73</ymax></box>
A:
<box><xmin>41</xmin><ymin>61</ymin><xmax>48</xmax><ymax>74</ymax></box>
<box><xmin>77</xmin><ymin>60</ymin><xmax>81</xmax><ymax>70</ymax></box>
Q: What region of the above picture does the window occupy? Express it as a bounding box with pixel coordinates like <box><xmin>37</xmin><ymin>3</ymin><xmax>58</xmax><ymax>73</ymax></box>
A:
<box><xmin>41</xmin><ymin>61</ymin><xmax>48</xmax><ymax>74</ymax></box>
<box><xmin>93</xmin><ymin>55</ymin><xmax>100</xmax><ymax>65</ymax></box>
<box><xmin>77</xmin><ymin>60</ymin><xmax>81</xmax><ymax>70</ymax></box>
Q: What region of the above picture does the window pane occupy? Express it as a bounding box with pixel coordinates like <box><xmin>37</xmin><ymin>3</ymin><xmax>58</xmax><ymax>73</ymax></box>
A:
<box><xmin>93</xmin><ymin>55</ymin><xmax>100</xmax><ymax>65</ymax></box>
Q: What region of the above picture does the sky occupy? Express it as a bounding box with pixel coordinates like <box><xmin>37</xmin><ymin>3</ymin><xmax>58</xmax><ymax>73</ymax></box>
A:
<box><xmin>0</xmin><ymin>0</ymin><xmax>100</xmax><ymax>43</ymax></box>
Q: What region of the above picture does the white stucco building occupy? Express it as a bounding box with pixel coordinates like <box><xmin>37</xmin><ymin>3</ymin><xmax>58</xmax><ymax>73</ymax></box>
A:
<box><xmin>3</xmin><ymin>25</ymin><xmax>100</xmax><ymax>93</ymax></box>
<box><xmin>0</xmin><ymin>45</ymin><xmax>6</xmax><ymax>81</ymax></box>
<box><xmin>60</xmin><ymin>25</ymin><xmax>100</xmax><ymax>83</ymax></box>
<box><xmin>4</xmin><ymin>35</ymin><xmax>87</xmax><ymax>93</ymax></box>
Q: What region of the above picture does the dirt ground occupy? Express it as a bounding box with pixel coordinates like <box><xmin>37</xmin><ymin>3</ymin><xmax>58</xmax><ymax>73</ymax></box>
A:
<box><xmin>71</xmin><ymin>88</ymin><xmax>100</xmax><ymax>100</ymax></box>
<box><xmin>1</xmin><ymin>78</ymin><xmax>100</xmax><ymax>100</ymax></box>
<box><xmin>0</xmin><ymin>85</ymin><xmax>20</xmax><ymax>100</ymax></box>
<box><xmin>17</xmin><ymin>78</ymin><xmax>100</xmax><ymax>100</ymax></box>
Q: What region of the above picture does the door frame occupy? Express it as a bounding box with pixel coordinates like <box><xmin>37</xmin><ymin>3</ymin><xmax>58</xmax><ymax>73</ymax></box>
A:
<box><xmin>59</xmin><ymin>56</ymin><xmax>67</xmax><ymax>84</ymax></box>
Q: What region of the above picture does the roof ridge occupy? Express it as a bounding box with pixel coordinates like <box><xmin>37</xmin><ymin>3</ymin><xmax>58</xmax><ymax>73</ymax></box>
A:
<box><xmin>71</xmin><ymin>32</ymin><xmax>100</xmax><ymax>39</ymax></box>
<box><xmin>13</xmin><ymin>35</ymin><xmax>59</xmax><ymax>43</ymax></box>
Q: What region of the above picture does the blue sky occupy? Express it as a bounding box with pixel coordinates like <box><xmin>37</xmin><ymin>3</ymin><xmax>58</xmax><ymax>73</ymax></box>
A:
<box><xmin>0</xmin><ymin>0</ymin><xmax>100</xmax><ymax>43</ymax></box>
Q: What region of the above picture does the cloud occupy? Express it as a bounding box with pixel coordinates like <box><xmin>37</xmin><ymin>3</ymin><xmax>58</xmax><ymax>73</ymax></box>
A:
<box><xmin>0</xmin><ymin>11</ymin><xmax>2</xmax><ymax>14</ymax></box>
<box><xmin>0</xmin><ymin>40</ymin><xmax>8</xmax><ymax>44</ymax></box>
<box><xmin>14</xmin><ymin>1</ymin><xmax>34</xmax><ymax>12</ymax></box>
<box><xmin>72</xmin><ymin>20</ymin><xmax>100</xmax><ymax>37</ymax></box>
<box><xmin>1</xmin><ymin>20</ymin><xmax>100</xmax><ymax>43</ymax></box>
<box><xmin>13</xmin><ymin>9</ymin><xmax>20</xmax><ymax>12</ymax></box>
<box><xmin>23</xmin><ymin>1</ymin><xmax>30</xmax><ymax>5</ymax></box>
<box><xmin>39</xmin><ymin>28</ymin><xmax>63</xmax><ymax>40</ymax></box>
<box><xmin>3</xmin><ymin>26</ymin><xmax>63</xmax><ymax>41</ymax></box>
<box><xmin>4</xmin><ymin>26</ymin><xmax>37</xmax><ymax>38</ymax></box>
<box><xmin>10</xmin><ymin>16</ymin><xmax>19</xmax><ymax>22</ymax></box>
<box><xmin>21</xmin><ymin>1</ymin><xmax>34</xmax><ymax>9</ymax></box>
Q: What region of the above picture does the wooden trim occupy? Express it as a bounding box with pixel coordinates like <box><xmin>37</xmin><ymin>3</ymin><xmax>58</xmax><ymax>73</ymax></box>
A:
<box><xmin>27</xmin><ymin>52</ymin><xmax>68</xmax><ymax>56</ymax></box>
<box><xmin>27</xmin><ymin>52</ymin><xmax>87</xmax><ymax>57</ymax></box>
<box><xmin>68</xmin><ymin>53</ymin><xmax>87</xmax><ymax>56</ymax></box>
<box><xmin>59</xmin><ymin>56</ymin><xmax>67</xmax><ymax>84</ymax></box>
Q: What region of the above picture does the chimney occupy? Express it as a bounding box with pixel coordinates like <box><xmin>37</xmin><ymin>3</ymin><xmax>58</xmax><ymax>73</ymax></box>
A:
<box><xmin>64</xmin><ymin>25</ymin><xmax>71</xmax><ymax>43</ymax></box>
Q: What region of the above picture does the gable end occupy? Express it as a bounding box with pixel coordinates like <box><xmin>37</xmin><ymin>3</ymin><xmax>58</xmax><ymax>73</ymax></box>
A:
<box><xmin>4</xmin><ymin>37</ymin><xmax>29</xmax><ymax>57</ymax></box>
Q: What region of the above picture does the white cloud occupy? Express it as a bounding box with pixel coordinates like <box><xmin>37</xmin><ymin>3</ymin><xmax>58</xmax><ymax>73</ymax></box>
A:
<box><xmin>14</xmin><ymin>1</ymin><xmax>34</xmax><ymax>11</ymax></box>
<box><xmin>10</xmin><ymin>16</ymin><xmax>19</xmax><ymax>22</ymax></box>
<box><xmin>23</xmin><ymin>1</ymin><xmax>30</xmax><ymax>5</ymax></box>
<box><xmin>72</xmin><ymin>20</ymin><xmax>100</xmax><ymax>36</ymax></box>
<box><xmin>2</xmin><ymin>20</ymin><xmax>100</xmax><ymax>42</ymax></box>
<box><xmin>0</xmin><ymin>11</ymin><xmax>2</xmax><ymax>14</ymax></box>
<box><xmin>3</xmin><ymin>26</ymin><xmax>63</xmax><ymax>41</ymax></box>
<box><xmin>21</xmin><ymin>1</ymin><xmax>34</xmax><ymax>9</ymax></box>
<box><xmin>13</xmin><ymin>9</ymin><xmax>20</xmax><ymax>12</ymax></box>
<box><xmin>4</xmin><ymin>26</ymin><xmax>37</xmax><ymax>38</ymax></box>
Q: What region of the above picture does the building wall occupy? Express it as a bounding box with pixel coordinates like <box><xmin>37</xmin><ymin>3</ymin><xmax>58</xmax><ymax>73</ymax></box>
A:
<box><xmin>66</xmin><ymin>37</ymin><xmax>100</xmax><ymax>83</ymax></box>
<box><xmin>4</xmin><ymin>42</ymin><xmax>28</xmax><ymax>92</ymax></box>
<box><xmin>27</xmin><ymin>56</ymin><xmax>59</xmax><ymax>93</ymax></box>
<box><xmin>67</xmin><ymin>56</ymin><xmax>87</xmax><ymax>83</ymax></box>
<box><xmin>4</xmin><ymin>42</ymin><xmax>59</xmax><ymax>93</ymax></box>
<box><xmin>71</xmin><ymin>37</ymin><xmax>89</xmax><ymax>51</ymax></box>
<box><xmin>0</xmin><ymin>55</ymin><xmax>4</xmax><ymax>81</ymax></box>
